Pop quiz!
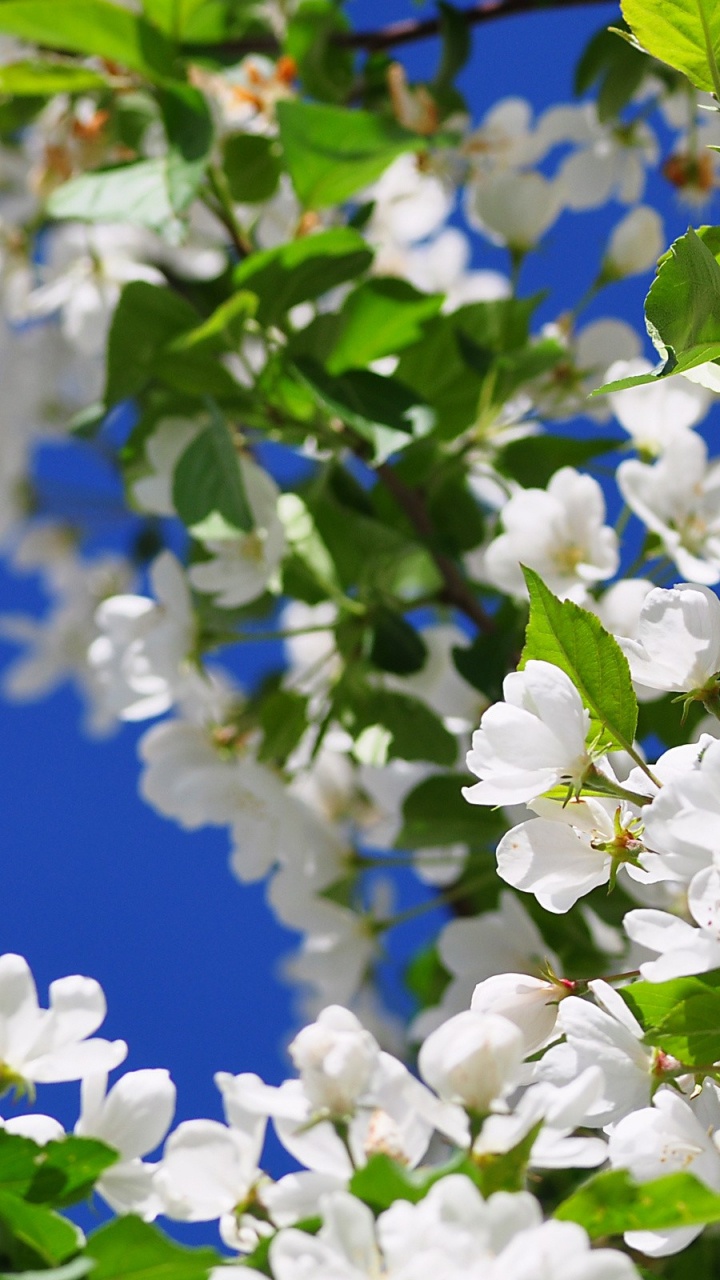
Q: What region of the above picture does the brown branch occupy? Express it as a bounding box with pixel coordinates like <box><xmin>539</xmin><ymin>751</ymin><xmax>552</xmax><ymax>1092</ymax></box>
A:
<box><xmin>193</xmin><ymin>0</ymin><xmax>617</xmax><ymax>59</ymax></box>
<box><xmin>375</xmin><ymin>462</ymin><xmax>496</xmax><ymax>635</ymax></box>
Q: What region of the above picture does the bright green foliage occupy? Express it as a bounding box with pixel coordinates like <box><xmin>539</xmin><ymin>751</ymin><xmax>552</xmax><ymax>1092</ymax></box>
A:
<box><xmin>276</xmin><ymin>101</ymin><xmax>425</xmax><ymax>208</ymax></box>
<box><xmin>556</xmin><ymin>1168</ymin><xmax>720</xmax><ymax>1236</ymax></box>
<box><xmin>622</xmin><ymin>971</ymin><xmax>720</xmax><ymax>1065</ymax></box>
<box><xmin>233</xmin><ymin>228</ymin><xmax>373</xmax><ymax>326</ymax></box>
<box><xmin>0</xmin><ymin>62</ymin><xmax>108</xmax><ymax>94</ymax></box>
<box><xmin>0</xmin><ymin>1</ymin><xmax>176</xmax><ymax>81</ymax></box>
<box><xmin>173</xmin><ymin>415</ymin><xmax>254</xmax><ymax>535</ymax></box>
<box><xmin>520</xmin><ymin>568</ymin><xmax>639</xmax><ymax>753</ymax></box>
<box><xmin>622</xmin><ymin>0</ymin><xmax>720</xmax><ymax>95</ymax></box>
<box><xmin>85</xmin><ymin>1216</ymin><xmax>221</xmax><ymax>1279</ymax></box>
<box><xmin>223</xmin><ymin>135</ymin><xmax>282</xmax><ymax>203</ymax></box>
<box><xmin>599</xmin><ymin>227</ymin><xmax>720</xmax><ymax>391</ymax></box>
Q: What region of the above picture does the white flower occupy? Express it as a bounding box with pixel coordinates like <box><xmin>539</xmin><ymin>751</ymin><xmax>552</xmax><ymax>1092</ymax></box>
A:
<box><xmin>639</xmin><ymin>737</ymin><xmax>720</xmax><ymax>887</ymax></box>
<box><xmin>466</xmin><ymin>170</ymin><xmax>563</xmax><ymax>250</ymax></box>
<box><xmin>76</xmin><ymin>1069</ymin><xmax>176</xmax><ymax>1219</ymax></box>
<box><xmin>463</xmin><ymin>660</ymin><xmax>591</xmax><ymax>806</ymax></box>
<box><xmin>548</xmin><ymin>102</ymin><xmax>658</xmax><ymax>209</ymax></box>
<box><xmin>536</xmin><ymin>980</ymin><xmax>654</xmax><ymax>1126</ymax></box>
<box><xmin>618</xmin><ymin>583</ymin><xmax>720</xmax><ymax>693</ymax></box>
<box><xmin>88</xmin><ymin>551</ymin><xmax>195</xmax><ymax>722</ymax></box>
<box><xmin>288</xmin><ymin>1007</ymin><xmax>381</xmax><ymax>1118</ymax></box>
<box><xmin>602</xmin><ymin>206</ymin><xmax>664</xmax><ymax>279</ymax></box>
<box><xmin>617</xmin><ymin>431</ymin><xmax>720</xmax><ymax>583</ymax></box>
<box><xmin>418</xmin><ymin>1011</ymin><xmax>525</xmax><ymax>1113</ymax></box>
<box><xmin>366</xmin><ymin>153</ymin><xmax>453</xmax><ymax>250</ymax></box>
<box><xmin>608</xmin><ymin>1087</ymin><xmax>720</xmax><ymax>1257</ymax></box>
<box><xmin>607</xmin><ymin>360</ymin><xmax>710</xmax><ymax>453</ymax></box>
<box><xmin>624</xmin><ymin>866</ymin><xmax>720</xmax><ymax>979</ymax></box>
<box><xmin>483</xmin><ymin>467</ymin><xmax>618</xmax><ymax>599</ymax></box>
<box><xmin>471</xmin><ymin>973</ymin><xmax>569</xmax><ymax>1055</ymax></box>
<box><xmin>188</xmin><ymin>457</ymin><xmax>285</xmax><ymax>609</ymax></box>
<box><xmin>400</xmin><ymin>228</ymin><xmax>510</xmax><ymax>312</ymax></box>
<box><xmin>463</xmin><ymin>97</ymin><xmax>545</xmax><ymax>180</ymax></box>
<box><xmin>0</xmin><ymin>954</ymin><xmax>126</xmax><ymax>1093</ymax></box>
<box><xmin>496</xmin><ymin>794</ymin><xmax>648</xmax><ymax>913</ymax></box>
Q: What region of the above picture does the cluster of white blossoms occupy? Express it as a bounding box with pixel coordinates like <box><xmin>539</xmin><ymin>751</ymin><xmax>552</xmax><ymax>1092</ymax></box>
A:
<box><xmin>0</xmin><ymin>953</ymin><xmax>649</xmax><ymax>1275</ymax></box>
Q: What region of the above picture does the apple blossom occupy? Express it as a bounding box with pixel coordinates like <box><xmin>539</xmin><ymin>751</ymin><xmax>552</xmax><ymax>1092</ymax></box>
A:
<box><xmin>418</xmin><ymin>1010</ymin><xmax>525</xmax><ymax>1114</ymax></box>
<box><xmin>601</xmin><ymin>206</ymin><xmax>665</xmax><ymax>280</ymax></box>
<box><xmin>76</xmin><ymin>1068</ymin><xmax>176</xmax><ymax>1218</ymax></box>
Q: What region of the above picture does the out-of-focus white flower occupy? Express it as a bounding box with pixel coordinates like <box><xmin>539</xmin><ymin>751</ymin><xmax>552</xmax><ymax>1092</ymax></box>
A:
<box><xmin>188</xmin><ymin>457</ymin><xmax>285</xmax><ymax>609</ymax></box>
<box><xmin>618</xmin><ymin>431</ymin><xmax>720</xmax><ymax>583</ymax></box>
<box><xmin>288</xmin><ymin>1006</ymin><xmax>381</xmax><ymax>1118</ymax></box>
<box><xmin>531</xmin><ymin>317</ymin><xmax>643</xmax><ymax>422</ymax></box>
<box><xmin>367</xmin><ymin>153</ymin><xmax>453</xmax><ymax>252</ymax></box>
<box><xmin>602</xmin><ymin>206</ymin><xmax>664</xmax><ymax>279</ymax></box>
<box><xmin>607</xmin><ymin>359</ymin><xmax>710</xmax><ymax>453</ymax></box>
<box><xmin>547</xmin><ymin>102</ymin><xmax>658</xmax><ymax>208</ymax></box>
<box><xmin>466</xmin><ymin>170</ymin><xmax>564</xmax><ymax>251</ymax></box>
<box><xmin>483</xmin><ymin>467</ymin><xmax>618</xmax><ymax>599</ymax></box>
<box><xmin>463</xmin><ymin>660</ymin><xmax>591</xmax><ymax>807</ymax></box>
<box><xmin>76</xmin><ymin>1069</ymin><xmax>176</xmax><ymax>1219</ymax></box>
<box><xmin>0</xmin><ymin>953</ymin><xmax>126</xmax><ymax>1094</ymax></box>
<box><xmin>397</xmin><ymin>227</ymin><xmax>510</xmax><ymax>312</ymax></box>
<box><xmin>88</xmin><ymin>551</ymin><xmax>195</xmax><ymax>722</ymax></box>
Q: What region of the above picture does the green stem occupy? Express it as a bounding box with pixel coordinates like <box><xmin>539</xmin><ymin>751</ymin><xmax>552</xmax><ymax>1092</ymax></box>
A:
<box><xmin>206</xmin><ymin>166</ymin><xmax>252</xmax><ymax>258</ymax></box>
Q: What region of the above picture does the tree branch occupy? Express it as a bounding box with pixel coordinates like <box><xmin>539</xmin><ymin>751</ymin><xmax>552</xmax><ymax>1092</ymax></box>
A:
<box><xmin>375</xmin><ymin>462</ymin><xmax>496</xmax><ymax>635</ymax></box>
<box><xmin>195</xmin><ymin>0</ymin><xmax>617</xmax><ymax>59</ymax></box>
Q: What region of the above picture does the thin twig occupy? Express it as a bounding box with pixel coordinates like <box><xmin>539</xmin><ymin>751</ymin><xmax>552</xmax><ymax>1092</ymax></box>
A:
<box><xmin>187</xmin><ymin>0</ymin><xmax>617</xmax><ymax>58</ymax></box>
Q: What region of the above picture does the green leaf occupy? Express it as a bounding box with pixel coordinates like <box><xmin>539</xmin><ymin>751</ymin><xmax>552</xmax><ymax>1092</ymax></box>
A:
<box><xmin>233</xmin><ymin>228</ymin><xmax>373</xmax><ymax>327</ymax></box>
<box><xmin>556</xmin><ymin>1168</ymin><xmax>720</xmax><ymax>1236</ymax></box>
<box><xmin>276</xmin><ymin>100</ymin><xmax>424</xmax><ymax>209</ymax></box>
<box><xmin>349</xmin><ymin>1154</ymin><xmax>430</xmax><ymax>1211</ymax></box>
<box><xmin>158</xmin><ymin>82</ymin><xmax>214</xmax><ymax>214</ymax></box>
<box><xmin>574</xmin><ymin>23</ymin><xmax>650</xmax><ymax>120</ymax></box>
<box><xmin>47</xmin><ymin>160</ymin><xmax>178</xmax><ymax>235</ymax></box>
<box><xmin>0</xmin><ymin>1259</ymin><xmax>93</xmax><ymax>1280</ymax></box>
<box><xmin>344</xmin><ymin>688</ymin><xmax>458</xmax><ymax>767</ymax></box>
<box><xmin>286</xmin><ymin>0</ymin><xmax>354</xmax><ymax>103</ymax></box>
<box><xmin>0</xmin><ymin>60</ymin><xmax>108</xmax><ymax>94</ymax></box>
<box><xmin>496</xmin><ymin>433</ymin><xmax>624</xmax><ymax>489</ymax></box>
<box><xmin>294</xmin><ymin>358</ymin><xmax>434</xmax><ymax>464</ymax></box>
<box><xmin>0</xmin><ymin>1191</ymin><xmax>78</xmax><ymax>1268</ymax></box>
<box><xmin>222</xmin><ymin>133</ymin><xmax>281</xmax><ymax>203</ymax></box>
<box><xmin>167</xmin><ymin>291</ymin><xmax>257</xmax><ymax>353</ymax></box>
<box><xmin>366</xmin><ymin>606</ymin><xmax>427</xmax><ymax>676</ymax></box>
<box><xmin>621</xmin><ymin>972</ymin><xmax>720</xmax><ymax>1065</ymax></box>
<box><xmin>258</xmin><ymin>689</ymin><xmax>309</xmax><ymax>765</ymax></box>
<box><xmin>324</xmin><ymin>278</ymin><xmax>444</xmax><ymax>374</ymax></box>
<box><xmin>0</xmin><ymin>1133</ymin><xmax>40</xmax><ymax>1199</ymax></box>
<box><xmin>621</xmin><ymin>0</ymin><xmax>720</xmax><ymax>94</ymax></box>
<box><xmin>86</xmin><ymin>1215</ymin><xmax>222</xmax><ymax>1280</ymax></box>
<box><xmin>598</xmin><ymin>228</ymin><xmax>720</xmax><ymax>393</ymax></box>
<box><xmin>0</xmin><ymin>1</ymin><xmax>176</xmax><ymax>82</ymax></box>
<box><xmin>433</xmin><ymin>1</ymin><xmax>472</xmax><ymax>92</ymax></box>
<box><xmin>277</xmin><ymin>491</ymin><xmax>341</xmax><ymax>598</ymax></box>
<box><xmin>105</xmin><ymin>282</ymin><xmax>199</xmax><ymax>404</ymax></box>
<box><xmin>396</xmin><ymin>774</ymin><xmax>505</xmax><ymax>847</ymax></box>
<box><xmin>173</xmin><ymin>416</ymin><xmax>253</xmax><ymax>534</ymax></box>
<box><xmin>27</xmin><ymin>1137</ymin><xmax>117</xmax><ymax>1208</ymax></box>
<box><xmin>520</xmin><ymin>567</ymin><xmax>639</xmax><ymax>753</ymax></box>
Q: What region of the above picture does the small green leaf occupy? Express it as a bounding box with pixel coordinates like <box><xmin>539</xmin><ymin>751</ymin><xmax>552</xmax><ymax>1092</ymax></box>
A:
<box><xmin>621</xmin><ymin>0</ymin><xmax>720</xmax><ymax>94</ymax></box>
<box><xmin>286</xmin><ymin>0</ymin><xmax>354</xmax><ymax>104</ymax></box>
<box><xmin>574</xmin><ymin>23</ymin><xmax>650</xmax><ymax>120</ymax></box>
<box><xmin>105</xmin><ymin>282</ymin><xmax>199</xmax><ymax>405</ymax></box>
<box><xmin>621</xmin><ymin>971</ymin><xmax>720</xmax><ymax>1031</ymax></box>
<box><xmin>556</xmin><ymin>1168</ymin><xmax>720</xmax><ymax>1236</ymax></box>
<box><xmin>496</xmin><ymin>433</ymin><xmax>624</xmax><ymax>489</ymax></box>
<box><xmin>233</xmin><ymin>228</ymin><xmax>373</xmax><ymax>327</ymax></box>
<box><xmin>396</xmin><ymin>774</ymin><xmax>504</xmax><ymax>847</ymax></box>
<box><xmin>258</xmin><ymin>689</ymin><xmax>309</xmax><ymax>765</ymax></box>
<box><xmin>434</xmin><ymin>1</ymin><xmax>472</xmax><ymax>91</ymax></box>
<box><xmin>158</xmin><ymin>82</ymin><xmax>214</xmax><ymax>214</ymax></box>
<box><xmin>0</xmin><ymin>60</ymin><xmax>108</xmax><ymax>94</ymax></box>
<box><xmin>167</xmin><ymin>292</ymin><xmax>257</xmax><ymax>353</ymax></box>
<box><xmin>0</xmin><ymin>0</ymin><xmax>175</xmax><ymax>81</ymax></box>
<box><xmin>651</xmin><ymin>990</ymin><xmax>720</xmax><ymax>1065</ymax></box>
<box><xmin>0</xmin><ymin>1191</ymin><xmax>78</xmax><ymax>1268</ymax></box>
<box><xmin>27</xmin><ymin>1136</ymin><xmax>117</xmax><ymax>1208</ymax></box>
<box><xmin>367</xmin><ymin>606</ymin><xmax>427</xmax><ymax>676</ymax></box>
<box><xmin>598</xmin><ymin>228</ymin><xmax>720</xmax><ymax>393</ymax></box>
<box><xmin>173</xmin><ymin>417</ymin><xmax>253</xmax><ymax>534</ymax></box>
<box><xmin>48</xmin><ymin>160</ymin><xmax>177</xmax><ymax>235</ymax></box>
<box><xmin>276</xmin><ymin>100</ymin><xmax>424</xmax><ymax>209</ymax></box>
<box><xmin>324</xmin><ymin>278</ymin><xmax>444</xmax><ymax>374</ymax></box>
<box><xmin>344</xmin><ymin>689</ymin><xmax>458</xmax><ymax>767</ymax></box>
<box><xmin>0</xmin><ymin>1132</ymin><xmax>40</xmax><ymax>1199</ymax></box>
<box><xmin>294</xmin><ymin>358</ymin><xmax>434</xmax><ymax>464</ymax></box>
<box><xmin>223</xmin><ymin>133</ymin><xmax>281</xmax><ymax>203</ymax></box>
<box><xmin>520</xmin><ymin>567</ymin><xmax>639</xmax><ymax>753</ymax></box>
<box><xmin>86</xmin><ymin>1215</ymin><xmax>222</xmax><ymax>1280</ymax></box>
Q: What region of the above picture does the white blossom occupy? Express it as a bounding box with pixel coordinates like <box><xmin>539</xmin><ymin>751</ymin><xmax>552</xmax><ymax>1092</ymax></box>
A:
<box><xmin>76</xmin><ymin>1069</ymin><xmax>176</xmax><ymax>1219</ymax></box>
<box><xmin>606</xmin><ymin>359</ymin><xmax>710</xmax><ymax>453</ymax></box>
<box><xmin>602</xmin><ymin>206</ymin><xmax>664</xmax><ymax>279</ymax></box>
<box><xmin>188</xmin><ymin>457</ymin><xmax>286</xmax><ymax>609</ymax></box>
